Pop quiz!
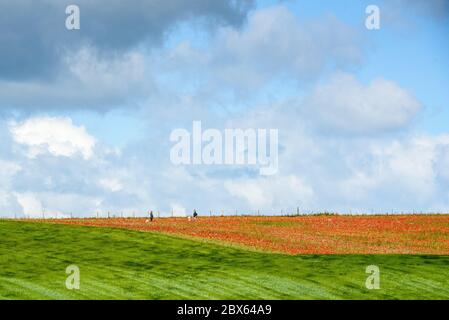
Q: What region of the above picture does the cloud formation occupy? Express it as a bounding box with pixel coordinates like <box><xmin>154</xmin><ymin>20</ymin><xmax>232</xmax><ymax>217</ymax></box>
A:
<box><xmin>0</xmin><ymin>2</ymin><xmax>447</xmax><ymax>217</ymax></box>
<box><xmin>0</xmin><ymin>0</ymin><xmax>254</xmax><ymax>81</ymax></box>
<box><xmin>167</xmin><ymin>5</ymin><xmax>362</xmax><ymax>91</ymax></box>
<box><xmin>9</xmin><ymin>117</ymin><xmax>96</xmax><ymax>159</ymax></box>
<box><xmin>304</xmin><ymin>73</ymin><xmax>422</xmax><ymax>134</ymax></box>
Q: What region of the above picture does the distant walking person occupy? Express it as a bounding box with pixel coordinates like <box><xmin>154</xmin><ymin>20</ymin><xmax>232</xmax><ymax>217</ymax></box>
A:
<box><xmin>193</xmin><ymin>209</ymin><xmax>198</xmax><ymax>219</ymax></box>
<box><xmin>150</xmin><ymin>210</ymin><xmax>154</xmax><ymax>222</ymax></box>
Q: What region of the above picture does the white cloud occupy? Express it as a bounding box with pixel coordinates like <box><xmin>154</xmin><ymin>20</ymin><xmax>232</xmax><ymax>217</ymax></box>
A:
<box><xmin>14</xmin><ymin>192</ymin><xmax>43</xmax><ymax>218</ymax></box>
<box><xmin>218</xmin><ymin>92</ymin><xmax>449</xmax><ymax>212</ymax></box>
<box><xmin>378</xmin><ymin>135</ymin><xmax>449</xmax><ymax>198</ymax></box>
<box><xmin>225</xmin><ymin>179</ymin><xmax>270</xmax><ymax>207</ymax></box>
<box><xmin>165</xmin><ymin>5</ymin><xmax>362</xmax><ymax>91</ymax></box>
<box><xmin>339</xmin><ymin>171</ymin><xmax>379</xmax><ymax>201</ymax></box>
<box><xmin>0</xmin><ymin>159</ymin><xmax>21</xmax><ymax>179</ymax></box>
<box><xmin>435</xmin><ymin>145</ymin><xmax>449</xmax><ymax>182</ymax></box>
<box><xmin>99</xmin><ymin>178</ymin><xmax>123</xmax><ymax>192</ymax></box>
<box><xmin>305</xmin><ymin>73</ymin><xmax>422</xmax><ymax>133</ymax></box>
<box><xmin>332</xmin><ymin>134</ymin><xmax>449</xmax><ymax>209</ymax></box>
<box><xmin>0</xmin><ymin>160</ymin><xmax>22</xmax><ymax>216</ymax></box>
<box><xmin>214</xmin><ymin>6</ymin><xmax>361</xmax><ymax>86</ymax></box>
<box><xmin>65</xmin><ymin>47</ymin><xmax>148</xmax><ymax>101</ymax></box>
<box><xmin>9</xmin><ymin>117</ymin><xmax>96</xmax><ymax>160</ymax></box>
<box><xmin>225</xmin><ymin>175</ymin><xmax>314</xmax><ymax>209</ymax></box>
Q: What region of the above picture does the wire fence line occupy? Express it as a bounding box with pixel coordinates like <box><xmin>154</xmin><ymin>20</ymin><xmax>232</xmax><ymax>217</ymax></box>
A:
<box><xmin>0</xmin><ymin>208</ymin><xmax>447</xmax><ymax>220</ymax></box>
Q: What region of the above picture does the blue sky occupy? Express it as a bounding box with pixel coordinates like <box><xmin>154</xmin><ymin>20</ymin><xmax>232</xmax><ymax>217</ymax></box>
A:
<box><xmin>0</xmin><ymin>0</ymin><xmax>448</xmax><ymax>217</ymax></box>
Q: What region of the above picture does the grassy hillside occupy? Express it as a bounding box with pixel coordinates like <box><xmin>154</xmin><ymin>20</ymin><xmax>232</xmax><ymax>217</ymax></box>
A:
<box><xmin>1</xmin><ymin>220</ymin><xmax>449</xmax><ymax>299</ymax></box>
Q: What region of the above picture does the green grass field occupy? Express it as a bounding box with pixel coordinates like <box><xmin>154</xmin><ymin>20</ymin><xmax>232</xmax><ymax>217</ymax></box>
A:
<box><xmin>1</xmin><ymin>220</ymin><xmax>449</xmax><ymax>299</ymax></box>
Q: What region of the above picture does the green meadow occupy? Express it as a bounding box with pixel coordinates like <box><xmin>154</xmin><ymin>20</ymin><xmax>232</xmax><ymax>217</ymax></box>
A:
<box><xmin>1</xmin><ymin>220</ymin><xmax>448</xmax><ymax>299</ymax></box>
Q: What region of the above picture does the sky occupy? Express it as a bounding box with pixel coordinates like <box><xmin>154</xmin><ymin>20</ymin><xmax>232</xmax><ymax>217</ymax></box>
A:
<box><xmin>0</xmin><ymin>0</ymin><xmax>448</xmax><ymax>217</ymax></box>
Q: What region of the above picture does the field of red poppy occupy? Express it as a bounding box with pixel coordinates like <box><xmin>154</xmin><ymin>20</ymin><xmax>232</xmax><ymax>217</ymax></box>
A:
<box><xmin>39</xmin><ymin>215</ymin><xmax>449</xmax><ymax>255</ymax></box>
